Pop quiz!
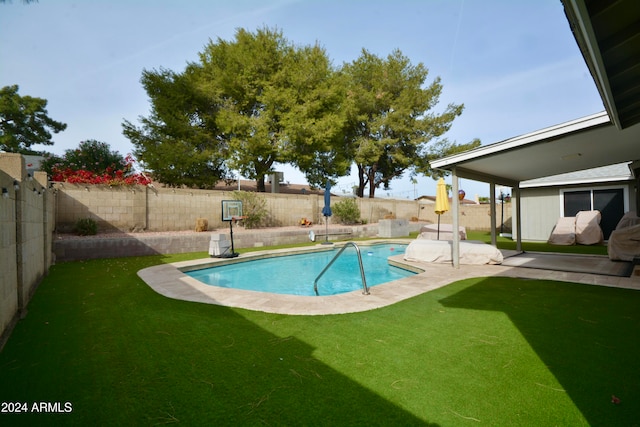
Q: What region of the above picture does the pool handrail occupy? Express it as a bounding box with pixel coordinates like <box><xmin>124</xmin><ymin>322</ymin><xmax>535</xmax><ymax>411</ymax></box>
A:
<box><xmin>313</xmin><ymin>242</ymin><xmax>369</xmax><ymax>296</ymax></box>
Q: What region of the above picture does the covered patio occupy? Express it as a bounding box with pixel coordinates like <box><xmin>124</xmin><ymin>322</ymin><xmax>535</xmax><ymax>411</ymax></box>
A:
<box><xmin>430</xmin><ymin>0</ymin><xmax>640</xmax><ymax>267</ymax></box>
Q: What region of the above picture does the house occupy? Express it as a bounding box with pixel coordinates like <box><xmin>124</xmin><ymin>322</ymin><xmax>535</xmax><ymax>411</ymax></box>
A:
<box><xmin>213</xmin><ymin>178</ymin><xmax>325</xmax><ymax>195</ymax></box>
<box><xmin>519</xmin><ymin>162</ymin><xmax>635</xmax><ymax>241</ymax></box>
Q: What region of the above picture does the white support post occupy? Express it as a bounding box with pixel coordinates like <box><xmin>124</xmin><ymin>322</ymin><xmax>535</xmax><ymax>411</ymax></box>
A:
<box><xmin>490</xmin><ymin>182</ymin><xmax>497</xmax><ymax>246</ymax></box>
<box><xmin>452</xmin><ymin>169</ymin><xmax>460</xmax><ymax>269</ymax></box>
<box><xmin>514</xmin><ymin>185</ymin><xmax>522</xmax><ymax>252</ymax></box>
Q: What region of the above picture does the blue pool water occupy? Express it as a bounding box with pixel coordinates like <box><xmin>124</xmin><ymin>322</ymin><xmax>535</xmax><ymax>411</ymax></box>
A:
<box><xmin>186</xmin><ymin>243</ymin><xmax>415</xmax><ymax>296</ymax></box>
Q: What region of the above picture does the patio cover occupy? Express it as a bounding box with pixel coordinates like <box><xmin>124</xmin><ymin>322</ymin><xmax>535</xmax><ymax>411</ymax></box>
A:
<box><xmin>430</xmin><ymin>113</ymin><xmax>640</xmax><ymax>266</ymax></box>
<box><xmin>428</xmin><ymin>0</ymin><xmax>640</xmax><ymax>268</ymax></box>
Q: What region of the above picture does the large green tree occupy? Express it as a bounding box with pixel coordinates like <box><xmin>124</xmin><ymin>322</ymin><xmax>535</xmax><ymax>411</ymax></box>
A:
<box><xmin>342</xmin><ymin>49</ymin><xmax>470</xmax><ymax>198</ymax></box>
<box><xmin>125</xmin><ymin>27</ymin><xmax>348</xmax><ymax>191</ymax></box>
<box><xmin>193</xmin><ymin>27</ymin><xmax>349</xmax><ymax>191</ymax></box>
<box><xmin>123</xmin><ymin>67</ymin><xmax>228</xmax><ymax>188</ymax></box>
<box><xmin>420</xmin><ymin>137</ymin><xmax>481</xmax><ymax>180</ymax></box>
<box><xmin>0</xmin><ymin>85</ymin><xmax>67</xmax><ymax>153</ymax></box>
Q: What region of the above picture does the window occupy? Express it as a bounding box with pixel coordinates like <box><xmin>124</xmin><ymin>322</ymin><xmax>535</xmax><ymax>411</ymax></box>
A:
<box><xmin>561</xmin><ymin>187</ymin><xmax>626</xmax><ymax>239</ymax></box>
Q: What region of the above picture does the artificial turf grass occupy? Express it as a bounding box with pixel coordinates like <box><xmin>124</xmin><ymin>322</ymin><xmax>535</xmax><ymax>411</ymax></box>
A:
<box><xmin>466</xmin><ymin>230</ymin><xmax>609</xmax><ymax>255</ymax></box>
<box><xmin>1</xmin><ymin>254</ymin><xmax>639</xmax><ymax>425</ymax></box>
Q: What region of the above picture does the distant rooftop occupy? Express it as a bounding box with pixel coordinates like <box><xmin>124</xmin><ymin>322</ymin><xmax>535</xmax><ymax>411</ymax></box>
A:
<box><xmin>213</xmin><ymin>179</ymin><xmax>325</xmax><ymax>195</ymax></box>
<box><xmin>520</xmin><ymin>162</ymin><xmax>633</xmax><ymax>188</ymax></box>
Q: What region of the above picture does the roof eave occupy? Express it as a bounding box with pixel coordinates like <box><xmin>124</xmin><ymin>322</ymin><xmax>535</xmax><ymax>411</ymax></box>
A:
<box><xmin>561</xmin><ymin>0</ymin><xmax>622</xmax><ymax>129</ymax></box>
<box><xmin>429</xmin><ymin>111</ymin><xmax>611</xmax><ymax>172</ymax></box>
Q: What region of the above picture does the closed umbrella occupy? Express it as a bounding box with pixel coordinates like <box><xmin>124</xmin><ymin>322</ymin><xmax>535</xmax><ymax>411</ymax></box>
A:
<box><xmin>434</xmin><ymin>178</ymin><xmax>449</xmax><ymax>240</ymax></box>
<box><xmin>321</xmin><ymin>181</ymin><xmax>332</xmax><ymax>244</ymax></box>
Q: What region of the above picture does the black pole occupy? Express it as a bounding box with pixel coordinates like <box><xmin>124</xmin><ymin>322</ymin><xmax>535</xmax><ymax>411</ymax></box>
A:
<box><xmin>229</xmin><ymin>219</ymin><xmax>236</xmax><ymax>256</ymax></box>
<box><xmin>325</xmin><ymin>216</ymin><xmax>328</xmax><ymax>243</ymax></box>
<box><xmin>500</xmin><ymin>191</ymin><xmax>504</xmax><ymax>235</ymax></box>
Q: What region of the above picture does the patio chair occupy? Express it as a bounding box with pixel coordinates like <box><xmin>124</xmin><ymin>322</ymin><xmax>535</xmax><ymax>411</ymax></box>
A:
<box><xmin>548</xmin><ymin>216</ymin><xmax>576</xmax><ymax>245</ymax></box>
<box><xmin>575</xmin><ymin>210</ymin><xmax>603</xmax><ymax>245</ymax></box>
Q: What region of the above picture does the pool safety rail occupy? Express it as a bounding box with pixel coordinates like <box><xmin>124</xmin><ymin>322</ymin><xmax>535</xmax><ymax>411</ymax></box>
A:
<box><xmin>313</xmin><ymin>242</ymin><xmax>369</xmax><ymax>296</ymax></box>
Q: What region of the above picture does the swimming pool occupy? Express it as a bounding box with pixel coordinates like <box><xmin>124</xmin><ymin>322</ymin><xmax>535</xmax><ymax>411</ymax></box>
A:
<box><xmin>186</xmin><ymin>243</ymin><xmax>415</xmax><ymax>296</ymax></box>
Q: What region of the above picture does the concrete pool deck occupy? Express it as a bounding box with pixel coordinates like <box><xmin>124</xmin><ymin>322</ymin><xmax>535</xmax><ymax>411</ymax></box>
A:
<box><xmin>137</xmin><ymin>241</ymin><xmax>640</xmax><ymax>315</ymax></box>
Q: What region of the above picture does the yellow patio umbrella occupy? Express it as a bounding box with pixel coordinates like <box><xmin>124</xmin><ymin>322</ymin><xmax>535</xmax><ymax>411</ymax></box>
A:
<box><xmin>434</xmin><ymin>178</ymin><xmax>449</xmax><ymax>240</ymax></box>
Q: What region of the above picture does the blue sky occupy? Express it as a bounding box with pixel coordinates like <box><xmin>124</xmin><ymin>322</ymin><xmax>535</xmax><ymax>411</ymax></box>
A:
<box><xmin>0</xmin><ymin>0</ymin><xmax>604</xmax><ymax>199</ymax></box>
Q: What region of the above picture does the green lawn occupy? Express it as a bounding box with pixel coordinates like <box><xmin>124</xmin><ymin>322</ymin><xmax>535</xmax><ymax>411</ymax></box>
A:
<box><xmin>1</xmin><ymin>246</ymin><xmax>638</xmax><ymax>425</ymax></box>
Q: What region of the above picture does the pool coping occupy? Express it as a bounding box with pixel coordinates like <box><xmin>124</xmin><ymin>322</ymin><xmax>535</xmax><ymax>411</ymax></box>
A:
<box><xmin>137</xmin><ymin>240</ymin><xmax>640</xmax><ymax>315</ymax></box>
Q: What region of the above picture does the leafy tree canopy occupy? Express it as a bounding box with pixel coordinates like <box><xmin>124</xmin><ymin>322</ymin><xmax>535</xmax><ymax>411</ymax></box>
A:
<box><xmin>419</xmin><ymin>137</ymin><xmax>482</xmax><ymax>180</ymax></box>
<box><xmin>124</xmin><ymin>27</ymin><xmax>349</xmax><ymax>190</ymax></box>
<box><xmin>123</xmin><ymin>67</ymin><xmax>227</xmax><ymax>189</ymax></box>
<box><xmin>124</xmin><ymin>28</ymin><xmax>479</xmax><ymax>196</ymax></box>
<box><xmin>0</xmin><ymin>85</ymin><xmax>67</xmax><ymax>153</ymax></box>
<box><xmin>41</xmin><ymin>139</ymin><xmax>125</xmax><ymax>175</ymax></box>
<box><xmin>342</xmin><ymin>49</ymin><xmax>468</xmax><ymax>198</ymax></box>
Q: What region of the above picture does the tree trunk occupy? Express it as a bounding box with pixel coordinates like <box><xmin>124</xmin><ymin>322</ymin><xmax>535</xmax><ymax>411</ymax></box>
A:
<box><xmin>368</xmin><ymin>177</ymin><xmax>376</xmax><ymax>198</ymax></box>
<box><xmin>367</xmin><ymin>164</ymin><xmax>377</xmax><ymax>199</ymax></box>
<box><xmin>356</xmin><ymin>165</ymin><xmax>366</xmax><ymax>198</ymax></box>
<box><xmin>256</xmin><ymin>175</ymin><xmax>266</xmax><ymax>192</ymax></box>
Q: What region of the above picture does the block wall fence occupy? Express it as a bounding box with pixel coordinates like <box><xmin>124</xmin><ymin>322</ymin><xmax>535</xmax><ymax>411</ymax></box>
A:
<box><xmin>0</xmin><ymin>154</ymin><xmax>54</xmax><ymax>351</ymax></box>
<box><xmin>53</xmin><ymin>183</ymin><xmax>510</xmax><ymax>233</ymax></box>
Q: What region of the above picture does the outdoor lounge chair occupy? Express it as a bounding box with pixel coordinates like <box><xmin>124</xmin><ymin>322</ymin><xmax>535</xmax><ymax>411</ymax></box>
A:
<box><xmin>548</xmin><ymin>210</ymin><xmax>603</xmax><ymax>246</ymax></box>
<box><xmin>608</xmin><ymin>211</ymin><xmax>640</xmax><ymax>261</ymax></box>
<box><xmin>548</xmin><ymin>216</ymin><xmax>576</xmax><ymax>245</ymax></box>
<box><xmin>575</xmin><ymin>210</ymin><xmax>603</xmax><ymax>245</ymax></box>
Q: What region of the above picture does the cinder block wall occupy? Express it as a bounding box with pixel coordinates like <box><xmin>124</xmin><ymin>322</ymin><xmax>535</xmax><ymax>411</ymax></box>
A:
<box><xmin>54</xmin><ymin>183</ymin><xmax>509</xmax><ymax>233</ymax></box>
<box><xmin>0</xmin><ymin>154</ymin><xmax>55</xmax><ymax>351</ymax></box>
<box><xmin>0</xmin><ymin>167</ymin><xmax>18</xmax><ymax>347</ymax></box>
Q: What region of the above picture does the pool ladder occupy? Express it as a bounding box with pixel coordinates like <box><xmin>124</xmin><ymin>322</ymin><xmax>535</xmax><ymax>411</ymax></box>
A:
<box><xmin>314</xmin><ymin>242</ymin><xmax>369</xmax><ymax>296</ymax></box>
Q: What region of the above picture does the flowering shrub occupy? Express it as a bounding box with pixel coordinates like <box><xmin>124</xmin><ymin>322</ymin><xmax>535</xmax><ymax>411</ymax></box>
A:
<box><xmin>50</xmin><ymin>154</ymin><xmax>151</xmax><ymax>186</ymax></box>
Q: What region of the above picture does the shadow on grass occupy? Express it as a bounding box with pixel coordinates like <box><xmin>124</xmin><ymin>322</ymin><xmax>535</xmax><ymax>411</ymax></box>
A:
<box><xmin>0</xmin><ymin>254</ymin><xmax>434</xmax><ymax>426</ymax></box>
<box><xmin>439</xmin><ymin>277</ymin><xmax>640</xmax><ymax>426</ymax></box>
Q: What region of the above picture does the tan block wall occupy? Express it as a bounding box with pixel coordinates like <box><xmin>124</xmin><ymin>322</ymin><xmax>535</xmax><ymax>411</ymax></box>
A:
<box><xmin>55</xmin><ymin>184</ymin><xmax>147</xmax><ymax>232</ymax></box>
<box><xmin>0</xmin><ymin>168</ymin><xmax>18</xmax><ymax>342</ymax></box>
<box><xmin>54</xmin><ymin>184</ymin><xmax>511</xmax><ymax>233</ymax></box>
<box><xmin>0</xmin><ymin>154</ymin><xmax>55</xmax><ymax>350</ymax></box>
<box><xmin>18</xmin><ymin>182</ymin><xmax>49</xmax><ymax>299</ymax></box>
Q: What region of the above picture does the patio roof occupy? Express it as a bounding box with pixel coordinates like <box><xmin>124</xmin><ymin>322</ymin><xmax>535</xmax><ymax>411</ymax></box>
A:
<box><xmin>431</xmin><ymin>0</ymin><xmax>640</xmax><ymax>187</ymax></box>
<box><xmin>430</xmin><ymin>111</ymin><xmax>640</xmax><ymax>187</ymax></box>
